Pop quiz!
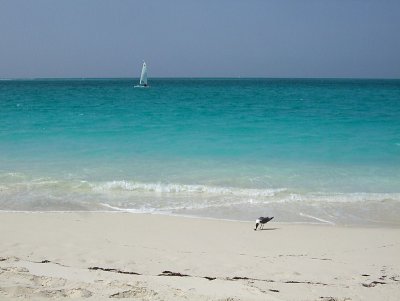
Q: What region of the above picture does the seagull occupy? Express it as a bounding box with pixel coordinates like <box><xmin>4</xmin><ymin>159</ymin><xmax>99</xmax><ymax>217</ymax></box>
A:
<box><xmin>254</xmin><ymin>216</ymin><xmax>274</xmax><ymax>230</ymax></box>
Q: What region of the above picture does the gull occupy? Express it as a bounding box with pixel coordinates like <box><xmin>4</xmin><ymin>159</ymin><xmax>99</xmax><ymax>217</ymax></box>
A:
<box><xmin>254</xmin><ymin>217</ymin><xmax>274</xmax><ymax>230</ymax></box>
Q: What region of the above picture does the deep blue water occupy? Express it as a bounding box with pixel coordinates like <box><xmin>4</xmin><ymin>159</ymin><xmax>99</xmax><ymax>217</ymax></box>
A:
<box><xmin>1</xmin><ymin>78</ymin><xmax>399</xmax><ymax>225</ymax></box>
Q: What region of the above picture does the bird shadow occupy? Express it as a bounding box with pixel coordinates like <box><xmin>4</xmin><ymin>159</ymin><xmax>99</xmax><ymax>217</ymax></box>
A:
<box><xmin>258</xmin><ymin>228</ymin><xmax>279</xmax><ymax>231</ymax></box>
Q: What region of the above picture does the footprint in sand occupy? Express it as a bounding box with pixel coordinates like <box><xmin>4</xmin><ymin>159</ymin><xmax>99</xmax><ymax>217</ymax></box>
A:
<box><xmin>38</xmin><ymin>288</ymin><xmax>93</xmax><ymax>298</ymax></box>
<box><xmin>109</xmin><ymin>287</ymin><xmax>158</xmax><ymax>299</ymax></box>
<box><xmin>31</xmin><ymin>275</ymin><xmax>67</xmax><ymax>287</ymax></box>
<box><xmin>0</xmin><ymin>286</ymin><xmax>37</xmax><ymax>298</ymax></box>
<box><xmin>1</xmin><ymin>266</ymin><xmax>29</xmax><ymax>273</ymax></box>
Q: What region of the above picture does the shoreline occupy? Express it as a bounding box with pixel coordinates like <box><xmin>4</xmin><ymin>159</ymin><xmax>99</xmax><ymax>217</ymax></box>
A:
<box><xmin>1</xmin><ymin>212</ymin><xmax>400</xmax><ymax>300</ymax></box>
<box><xmin>1</xmin><ymin>210</ymin><xmax>399</xmax><ymax>229</ymax></box>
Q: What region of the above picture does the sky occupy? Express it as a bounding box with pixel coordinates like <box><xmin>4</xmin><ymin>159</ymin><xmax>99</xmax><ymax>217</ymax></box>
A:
<box><xmin>0</xmin><ymin>0</ymin><xmax>399</xmax><ymax>78</ymax></box>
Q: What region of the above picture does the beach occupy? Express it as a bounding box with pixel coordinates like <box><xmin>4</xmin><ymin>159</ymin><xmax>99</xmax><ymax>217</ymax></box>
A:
<box><xmin>1</xmin><ymin>79</ymin><xmax>400</xmax><ymax>300</ymax></box>
<box><xmin>1</xmin><ymin>212</ymin><xmax>399</xmax><ymax>300</ymax></box>
<box><xmin>1</xmin><ymin>0</ymin><xmax>400</xmax><ymax>299</ymax></box>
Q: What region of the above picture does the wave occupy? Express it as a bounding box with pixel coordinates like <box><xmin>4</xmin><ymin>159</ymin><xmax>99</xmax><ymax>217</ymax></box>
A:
<box><xmin>287</xmin><ymin>192</ymin><xmax>400</xmax><ymax>203</ymax></box>
<box><xmin>100</xmin><ymin>203</ymin><xmax>157</xmax><ymax>213</ymax></box>
<box><xmin>299</xmin><ymin>213</ymin><xmax>335</xmax><ymax>225</ymax></box>
<box><xmin>1</xmin><ymin>176</ymin><xmax>400</xmax><ymax>225</ymax></box>
<box><xmin>1</xmin><ymin>175</ymin><xmax>400</xmax><ymax>204</ymax></box>
<box><xmin>90</xmin><ymin>180</ymin><xmax>286</xmax><ymax>197</ymax></box>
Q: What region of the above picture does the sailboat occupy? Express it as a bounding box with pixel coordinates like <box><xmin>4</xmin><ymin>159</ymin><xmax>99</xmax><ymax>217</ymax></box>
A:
<box><xmin>134</xmin><ymin>61</ymin><xmax>149</xmax><ymax>88</ymax></box>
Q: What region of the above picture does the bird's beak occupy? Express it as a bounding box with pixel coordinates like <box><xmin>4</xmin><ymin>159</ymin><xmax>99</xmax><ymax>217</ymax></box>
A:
<box><xmin>254</xmin><ymin>223</ymin><xmax>259</xmax><ymax>230</ymax></box>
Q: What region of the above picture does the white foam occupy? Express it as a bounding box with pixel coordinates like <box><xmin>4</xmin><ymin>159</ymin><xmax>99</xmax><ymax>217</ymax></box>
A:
<box><xmin>100</xmin><ymin>203</ymin><xmax>156</xmax><ymax>213</ymax></box>
<box><xmin>299</xmin><ymin>212</ymin><xmax>335</xmax><ymax>225</ymax></box>
<box><xmin>290</xmin><ymin>192</ymin><xmax>400</xmax><ymax>203</ymax></box>
<box><xmin>90</xmin><ymin>180</ymin><xmax>286</xmax><ymax>197</ymax></box>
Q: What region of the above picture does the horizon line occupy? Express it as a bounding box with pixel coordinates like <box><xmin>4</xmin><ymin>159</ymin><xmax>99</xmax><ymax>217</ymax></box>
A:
<box><xmin>1</xmin><ymin>76</ymin><xmax>400</xmax><ymax>80</ymax></box>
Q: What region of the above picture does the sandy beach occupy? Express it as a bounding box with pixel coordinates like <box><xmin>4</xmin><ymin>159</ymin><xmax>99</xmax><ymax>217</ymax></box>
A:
<box><xmin>0</xmin><ymin>212</ymin><xmax>399</xmax><ymax>300</ymax></box>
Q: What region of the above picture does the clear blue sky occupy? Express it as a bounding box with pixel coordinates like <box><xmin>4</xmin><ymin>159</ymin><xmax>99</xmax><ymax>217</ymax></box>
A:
<box><xmin>1</xmin><ymin>0</ymin><xmax>399</xmax><ymax>78</ymax></box>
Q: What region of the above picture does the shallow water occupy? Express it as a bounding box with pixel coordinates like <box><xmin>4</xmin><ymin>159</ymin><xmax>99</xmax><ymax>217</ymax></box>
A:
<box><xmin>1</xmin><ymin>78</ymin><xmax>400</xmax><ymax>225</ymax></box>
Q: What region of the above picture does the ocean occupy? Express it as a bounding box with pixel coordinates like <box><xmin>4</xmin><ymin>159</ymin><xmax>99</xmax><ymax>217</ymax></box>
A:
<box><xmin>1</xmin><ymin>78</ymin><xmax>399</xmax><ymax>226</ymax></box>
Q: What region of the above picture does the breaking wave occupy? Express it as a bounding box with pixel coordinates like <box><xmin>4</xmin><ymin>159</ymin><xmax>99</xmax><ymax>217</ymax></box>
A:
<box><xmin>1</xmin><ymin>174</ymin><xmax>400</xmax><ymax>226</ymax></box>
<box><xmin>90</xmin><ymin>180</ymin><xmax>286</xmax><ymax>197</ymax></box>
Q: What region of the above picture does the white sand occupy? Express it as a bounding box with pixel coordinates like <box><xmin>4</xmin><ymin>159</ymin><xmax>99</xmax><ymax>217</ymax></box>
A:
<box><xmin>0</xmin><ymin>212</ymin><xmax>399</xmax><ymax>300</ymax></box>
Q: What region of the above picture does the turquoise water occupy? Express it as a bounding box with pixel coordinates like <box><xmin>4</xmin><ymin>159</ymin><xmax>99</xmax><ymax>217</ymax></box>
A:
<box><xmin>1</xmin><ymin>79</ymin><xmax>400</xmax><ymax>225</ymax></box>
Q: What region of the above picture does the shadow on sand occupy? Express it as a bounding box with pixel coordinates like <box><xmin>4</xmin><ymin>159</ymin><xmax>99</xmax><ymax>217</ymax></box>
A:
<box><xmin>258</xmin><ymin>228</ymin><xmax>279</xmax><ymax>231</ymax></box>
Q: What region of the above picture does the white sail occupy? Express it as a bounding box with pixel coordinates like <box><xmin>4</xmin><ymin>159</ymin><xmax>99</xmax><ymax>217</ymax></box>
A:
<box><xmin>139</xmin><ymin>62</ymin><xmax>147</xmax><ymax>86</ymax></box>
